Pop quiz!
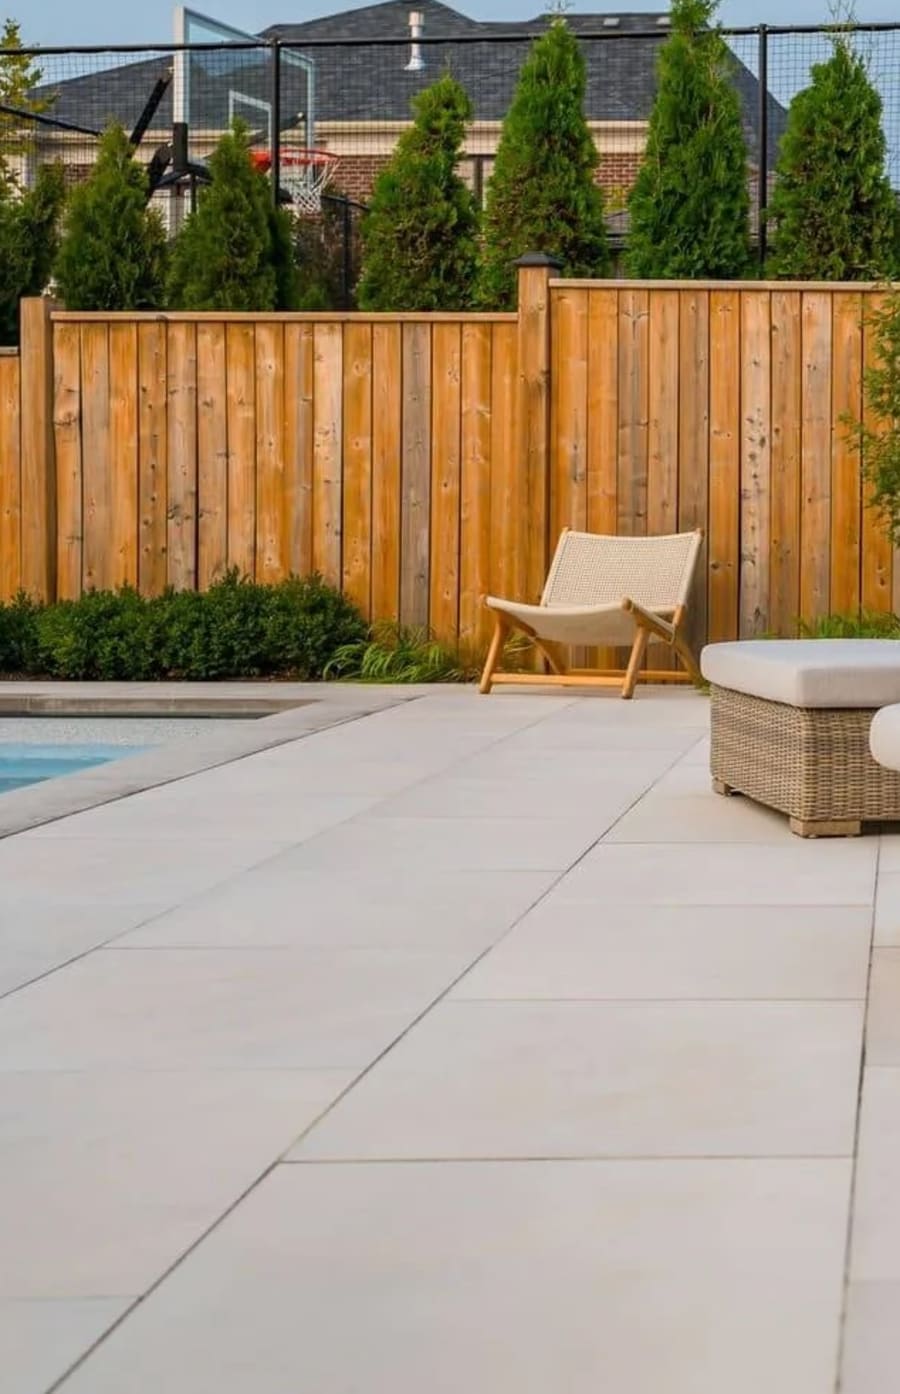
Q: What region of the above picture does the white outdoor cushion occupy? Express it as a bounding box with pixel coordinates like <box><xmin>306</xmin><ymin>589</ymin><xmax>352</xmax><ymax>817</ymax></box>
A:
<box><xmin>700</xmin><ymin>640</ymin><xmax>900</xmax><ymax>709</ymax></box>
<box><xmin>870</xmin><ymin>704</ymin><xmax>900</xmax><ymax>770</ymax></box>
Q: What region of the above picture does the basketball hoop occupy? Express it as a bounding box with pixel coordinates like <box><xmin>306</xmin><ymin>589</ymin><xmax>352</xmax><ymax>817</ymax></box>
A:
<box><xmin>250</xmin><ymin>147</ymin><xmax>339</xmax><ymax>214</ymax></box>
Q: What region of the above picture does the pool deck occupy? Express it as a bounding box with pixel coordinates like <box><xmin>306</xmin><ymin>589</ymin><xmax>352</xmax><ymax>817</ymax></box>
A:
<box><xmin>0</xmin><ymin>682</ymin><xmax>895</xmax><ymax>1393</ymax></box>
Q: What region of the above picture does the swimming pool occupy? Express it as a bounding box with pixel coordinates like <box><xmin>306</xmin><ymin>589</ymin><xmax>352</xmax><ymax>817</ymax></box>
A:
<box><xmin>0</xmin><ymin>743</ymin><xmax>142</xmax><ymax>794</ymax></box>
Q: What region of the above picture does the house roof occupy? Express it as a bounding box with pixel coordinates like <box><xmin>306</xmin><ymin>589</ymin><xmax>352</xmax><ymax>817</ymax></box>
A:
<box><xmin>39</xmin><ymin>2</ymin><xmax>785</xmax><ymax>167</ymax></box>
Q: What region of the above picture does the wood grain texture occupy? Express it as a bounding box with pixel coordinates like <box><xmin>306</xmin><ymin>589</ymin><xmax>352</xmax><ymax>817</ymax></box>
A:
<box><xmin>0</xmin><ymin>353</ymin><xmax>21</xmax><ymax>600</ymax></box>
<box><xmin>371</xmin><ymin>322</ymin><xmax>402</xmax><ymax>624</ymax></box>
<box><xmin>861</xmin><ymin>292</ymin><xmax>892</xmax><ymax>612</ymax></box>
<box><xmin>708</xmin><ymin>291</ymin><xmax>741</xmax><ymax>644</ymax></box>
<box><xmin>488</xmin><ymin>322</ymin><xmax>517</xmax><ymax>603</ymax></box>
<box><xmin>739</xmin><ymin>292</ymin><xmax>771</xmax><ymax>636</ymax></box>
<box><xmin>284</xmin><ymin>322</ymin><xmax>314</xmax><ymax>579</ymax></box>
<box><xmin>137</xmin><ymin>322</ymin><xmax>168</xmax><ymax>596</ymax></box>
<box><xmin>830</xmin><ymin>292</ymin><xmax>862</xmax><ymax>615</ymax></box>
<box><xmin>52</xmin><ymin>325</ymin><xmax>82</xmax><ymax>600</ymax></box>
<box><xmin>677</xmin><ymin>290</ymin><xmax>709</xmax><ymax>656</ymax></box>
<box><xmin>769</xmin><ymin>290</ymin><xmax>801</xmax><ymax>637</ymax></box>
<box><xmin>166</xmin><ymin>322</ymin><xmax>198</xmax><ymax>590</ymax></box>
<box><xmin>430</xmin><ymin>322</ymin><xmax>462</xmax><ymax>642</ymax></box>
<box><xmin>255</xmin><ymin>322</ymin><xmax>286</xmax><ymax>583</ymax></box>
<box><xmin>225</xmin><ymin>324</ymin><xmax>256</xmax><ymax>579</ymax></box>
<box><xmin>342</xmin><ymin>321</ymin><xmax>373</xmax><ymax>616</ymax></box>
<box><xmin>80</xmin><ymin>322</ymin><xmax>111</xmax><ymax>592</ymax></box>
<box><xmin>109</xmin><ymin>322</ymin><xmax>138</xmax><ymax>589</ymax></box>
<box><xmin>647</xmin><ymin>290</ymin><xmax>679</xmax><ymax>536</ymax></box>
<box><xmin>196</xmin><ymin>322</ymin><xmax>228</xmax><ymax>588</ymax></box>
<box><xmin>459</xmin><ymin>321</ymin><xmax>492</xmax><ymax>653</ymax></box>
<box><xmin>516</xmin><ymin>263</ymin><xmax>553</xmax><ymax>606</ymax></box>
<box><xmin>19</xmin><ymin>297</ymin><xmax>55</xmax><ymax>599</ymax></box>
<box><xmin>553</xmin><ymin>289</ymin><xmax>589</xmax><ymax>538</ymax></box>
<box><xmin>586</xmin><ymin>288</ymin><xmax>619</xmax><ymax>537</ymax></box>
<box><xmin>617</xmin><ymin>289</ymin><xmax>649</xmax><ymax>537</ymax></box>
<box><xmin>313</xmin><ymin>322</ymin><xmax>343</xmax><ymax>588</ymax></box>
<box><xmin>799</xmin><ymin>292</ymin><xmax>832</xmax><ymax>623</ymax></box>
<box><xmin>400</xmin><ymin>321</ymin><xmax>431</xmax><ymax>626</ymax></box>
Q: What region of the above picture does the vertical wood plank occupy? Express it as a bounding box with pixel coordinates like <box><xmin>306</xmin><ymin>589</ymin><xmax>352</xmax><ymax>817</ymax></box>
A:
<box><xmin>19</xmin><ymin>298</ymin><xmax>55</xmax><ymax>600</ymax></box>
<box><xmin>769</xmin><ymin>290</ymin><xmax>802</xmax><ymax>637</ymax></box>
<box><xmin>459</xmin><ymin>322</ymin><xmax>492</xmax><ymax>654</ymax></box>
<box><xmin>0</xmin><ymin>354</ymin><xmax>21</xmax><ymax>600</ymax></box>
<box><xmin>53</xmin><ymin>326</ymin><xmax>82</xmax><ymax>600</ymax></box>
<box><xmin>862</xmin><ymin>291</ymin><xmax>893</xmax><ymax>612</ymax></box>
<box><xmin>138</xmin><ymin>322</ymin><xmax>168</xmax><ymax>596</ymax></box>
<box><xmin>284</xmin><ymin>322</ymin><xmax>314</xmax><ymax>578</ymax></box>
<box><xmin>517</xmin><ymin>262</ymin><xmax>554</xmax><ymax>607</ymax></box>
<box><xmin>80</xmin><ymin>322</ymin><xmax>110</xmax><ymax>592</ymax></box>
<box><xmin>430</xmin><ymin>322</ymin><xmax>462</xmax><ymax>644</ymax></box>
<box><xmin>586</xmin><ymin>288</ymin><xmax>619</xmax><ymax>536</ymax></box>
<box><xmin>166</xmin><ymin>322</ymin><xmax>198</xmax><ymax>591</ymax></box>
<box><xmin>226</xmin><ymin>324</ymin><xmax>256</xmax><ymax>579</ymax></box>
<box><xmin>109</xmin><ymin>322</ymin><xmax>138</xmax><ymax>589</ymax></box>
<box><xmin>342</xmin><ymin>321</ymin><xmax>373</xmax><ymax>617</ymax></box>
<box><xmin>255</xmin><ymin>322</ymin><xmax>287</xmax><ymax>583</ymax></box>
<box><xmin>400</xmin><ymin>321</ymin><xmax>431</xmax><ymax>627</ymax></box>
<box><xmin>488</xmin><ymin>322</ymin><xmax>517</xmax><ymax>603</ymax></box>
<box><xmin>617</xmin><ymin>289</ymin><xmax>649</xmax><ymax>537</ymax></box>
<box><xmin>196</xmin><ymin>322</ymin><xmax>228</xmax><ymax>588</ymax></box>
<box><xmin>553</xmin><ymin>289</ymin><xmax>589</xmax><ymax>536</ymax></box>
<box><xmin>831</xmin><ymin>292</ymin><xmax>862</xmax><ymax>616</ymax></box>
<box><xmin>371</xmin><ymin>322</ymin><xmax>402</xmax><ymax>624</ymax></box>
<box><xmin>313</xmin><ymin>322</ymin><xmax>343</xmax><ymax>588</ymax></box>
<box><xmin>739</xmin><ymin>291</ymin><xmax>772</xmax><ymax>636</ymax></box>
<box><xmin>677</xmin><ymin>290</ymin><xmax>710</xmax><ymax>652</ymax></box>
<box><xmin>799</xmin><ymin>292</ymin><xmax>833</xmax><ymax>624</ymax></box>
<box><xmin>708</xmin><ymin>291</ymin><xmax>741</xmax><ymax>643</ymax></box>
<box><xmin>647</xmin><ymin>289</ymin><xmax>679</xmax><ymax>535</ymax></box>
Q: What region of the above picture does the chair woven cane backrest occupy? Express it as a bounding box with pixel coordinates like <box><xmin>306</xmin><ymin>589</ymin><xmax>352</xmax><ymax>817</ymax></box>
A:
<box><xmin>540</xmin><ymin>530</ymin><xmax>702</xmax><ymax>611</ymax></box>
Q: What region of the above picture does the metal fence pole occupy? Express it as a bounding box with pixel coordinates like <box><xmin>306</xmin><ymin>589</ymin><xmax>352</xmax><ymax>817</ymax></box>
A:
<box><xmin>757</xmin><ymin>23</ymin><xmax>769</xmax><ymax>268</ymax></box>
<box><xmin>270</xmin><ymin>38</ymin><xmax>281</xmax><ymax>206</ymax></box>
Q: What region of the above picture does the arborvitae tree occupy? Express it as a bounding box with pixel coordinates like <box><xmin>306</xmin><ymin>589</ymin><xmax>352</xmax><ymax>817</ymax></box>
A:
<box><xmin>766</xmin><ymin>36</ymin><xmax>899</xmax><ymax>280</ymax></box>
<box><xmin>479</xmin><ymin>19</ymin><xmax>609</xmax><ymax>309</ymax></box>
<box><xmin>167</xmin><ymin>123</ymin><xmax>297</xmax><ymax>311</ymax></box>
<box><xmin>54</xmin><ymin>124</ymin><xmax>167</xmax><ymax>310</ymax></box>
<box><xmin>626</xmin><ymin>0</ymin><xmax>752</xmax><ymax>279</ymax></box>
<box><xmin>0</xmin><ymin>19</ymin><xmax>54</xmax><ymax>166</ymax></box>
<box><xmin>357</xmin><ymin>73</ymin><xmax>479</xmax><ymax>312</ymax></box>
<box><xmin>0</xmin><ymin>161</ymin><xmax>65</xmax><ymax>344</ymax></box>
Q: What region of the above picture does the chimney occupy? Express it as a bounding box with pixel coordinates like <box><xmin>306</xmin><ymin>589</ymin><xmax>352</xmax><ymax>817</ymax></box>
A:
<box><xmin>405</xmin><ymin>10</ymin><xmax>425</xmax><ymax>71</ymax></box>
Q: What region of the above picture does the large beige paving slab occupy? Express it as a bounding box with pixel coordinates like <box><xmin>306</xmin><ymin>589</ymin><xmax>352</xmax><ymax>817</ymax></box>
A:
<box><xmin>864</xmin><ymin>951</ymin><xmax>900</xmax><ymax>1065</ymax></box>
<box><xmin>873</xmin><ymin>869</ymin><xmax>900</xmax><ymax>945</ymax></box>
<box><xmin>55</xmin><ymin>1159</ymin><xmax>849</xmax><ymax>1394</ymax></box>
<box><xmin>452</xmin><ymin>903</ymin><xmax>872</xmax><ymax>1002</ymax></box>
<box><xmin>605</xmin><ymin>763</ymin><xmax>793</xmax><ymax>842</ymax></box>
<box><xmin>557</xmin><ymin>840</ymin><xmax>878</xmax><ymax>905</ymax></box>
<box><xmin>492</xmin><ymin>721</ymin><xmax>705</xmax><ymax>752</ymax></box>
<box><xmin>116</xmin><ymin>868</ymin><xmax>555</xmax><ymax>951</ymax></box>
<box><xmin>293</xmin><ymin>1000</ymin><xmax>863</xmax><ymax>1160</ymax></box>
<box><xmin>0</xmin><ymin>1298</ymin><xmax>128</xmax><ymax>1394</ymax></box>
<box><xmin>277</xmin><ymin>816</ymin><xmax>604</xmax><ymax>874</ymax></box>
<box><xmin>849</xmin><ymin>1069</ymin><xmax>900</xmax><ymax>1281</ymax></box>
<box><xmin>0</xmin><ymin>835</ymin><xmax>286</xmax><ymax>906</ymax></box>
<box><xmin>839</xmin><ymin>1282</ymin><xmax>900</xmax><ymax>1394</ymax></box>
<box><xmin>0</xmin><ymin>1069</ymin><xmax>350</xmax><ymax>1298</ymax></box>
<box><xmin>368</xmin><ymin>775</ymin><xmax>644</xmax><ymax>822</ymax></box>
<box><xmin>0</xmin><ymin>903</ymin><xmax>170</xmax><ymax>996</ymax></box>
<box><xmin>0</xmin><ymin>947</ymin><xmax>467</xmax><ymax>1072</ymax></box>
<box><xmin>447</xmin><ymin>745</ymin><xmax>682</xmax><ymax>786</ymax></box>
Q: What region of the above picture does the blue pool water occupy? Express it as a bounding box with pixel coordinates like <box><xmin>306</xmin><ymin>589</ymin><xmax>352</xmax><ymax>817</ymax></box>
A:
<box><xmin>0</xmin><ymin>743</ymin><xmax>145</xmax><ymax>795</ymax></box>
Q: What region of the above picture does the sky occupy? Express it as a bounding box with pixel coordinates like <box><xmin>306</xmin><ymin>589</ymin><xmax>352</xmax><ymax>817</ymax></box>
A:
<box><xmin>17</xmin><ymin>0</ymin><xmax>900</xmax><ymax>49</ymax></box>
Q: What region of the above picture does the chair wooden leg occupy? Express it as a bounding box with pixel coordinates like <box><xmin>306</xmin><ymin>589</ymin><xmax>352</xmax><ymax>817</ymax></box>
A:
<box><xmin>621</xmin><ymin>626</ymin><xmax>649</xmax><ymax>699</ymax></box>
<box><xmin>672</xmin><ymin>631</ymin><xmax>702</xmax><ymax>685</ymax></box>
<box><xmin>534</xmin><ymin>638</ymin><xmax>567</xmax><ymax>676</ymax></box>
<box><xmin>479</xmin><ymin>614</ymin><xmax>510</xmax><ymax>694</ymax></box>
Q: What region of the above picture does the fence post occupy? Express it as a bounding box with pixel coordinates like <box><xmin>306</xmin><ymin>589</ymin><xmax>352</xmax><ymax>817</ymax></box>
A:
<box><xmin>516</xmin><ymin>252</ymin><xmax>561</xmax><ymax>604</ymax></box>
<box><xmin>757</xmin><ymin>24</ymin><xmax>769</xmax><ymax>268</ymax></box>
<box><xmin>18</xmin><ymin>296</ymin><xmax>56</xmax><ymax>602</ymax></box>
<box><xmin>270</xmin><ymin>38</ymin><xmax>282</xmax><ymax>207</ymax></box>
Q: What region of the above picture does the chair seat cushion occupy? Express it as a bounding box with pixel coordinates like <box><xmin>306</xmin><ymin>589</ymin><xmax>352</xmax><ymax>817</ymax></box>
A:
<box><xmin>701</xmin><ymin>639</ymin><xmax>900</xmax><ymax>709</ymax></box>
<box><xmin>870</xmin><ymin>704</ymin><xmax>900</xmax><ymax>770</ymax></box>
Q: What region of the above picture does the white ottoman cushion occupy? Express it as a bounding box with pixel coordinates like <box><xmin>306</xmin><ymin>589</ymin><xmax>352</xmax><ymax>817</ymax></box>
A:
<box><xmin>870</xmin><ymin>705</ymin><xmax>900</xmax><ymax>771</ymax></box>
<box><xmin>701</xmin><ymin>639</ymin><xmax>900</xmax><ymax>709</ymax></box>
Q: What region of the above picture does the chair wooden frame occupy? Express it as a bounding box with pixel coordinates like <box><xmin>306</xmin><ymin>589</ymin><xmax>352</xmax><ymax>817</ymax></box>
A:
<box><xmin>479</xmin><ymin>528</ymin><xmax>704</xmax><ymax>699</ymax></box>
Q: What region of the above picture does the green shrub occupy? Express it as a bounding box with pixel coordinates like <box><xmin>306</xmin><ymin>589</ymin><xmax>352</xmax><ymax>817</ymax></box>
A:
<box><xmin>325</xmin><ymin>622</ymin><xmax>477</xmax><ymax>683</ymax></box>
<box><xmin>845</xmin><ymin>290</ymin><xmax>900</xmax><ymax>544</ymax></box>
<box><xmin>54</xmin><ymin>124</ymin><xmax>167</xmax><ymax>311</ymax></box>
<box><xmin>479</xmin><ymin>19</ymin><xmax>609</xmax><ymax>308</ymax></box>
<box><xmin>799</xmin><ymin>611</ymin><xmax>900</xmax><ymax>639</ymax></box>
<box><xmin>0</xmin><ymin>162</ymin><xmax>66</xmax><ymax>345</ymax></box>
<box><xmin>0</xmin><ymin>573</ymin><xmax>366</xmax><ymax>681</ymax></box>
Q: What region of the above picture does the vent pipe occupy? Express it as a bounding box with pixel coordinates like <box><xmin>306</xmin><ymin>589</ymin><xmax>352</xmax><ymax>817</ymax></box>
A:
<box><xmin>405</xmin><ymin>11</ymin><xmax>425</xmax><ymax>71</ymax></box>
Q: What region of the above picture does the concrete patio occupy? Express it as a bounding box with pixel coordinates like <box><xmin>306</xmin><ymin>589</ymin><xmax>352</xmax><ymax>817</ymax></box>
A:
<box><xmin>0</xmin><ymin>684</ymin><xmax>895</xmax><ymax>1393</ymax></box>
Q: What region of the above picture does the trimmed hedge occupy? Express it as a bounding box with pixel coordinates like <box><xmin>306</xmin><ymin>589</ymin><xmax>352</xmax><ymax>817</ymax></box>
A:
<box><xmin>0</xmin><ymin>572</ymin><xmax>367</xmax><ymax>681</ymax></box>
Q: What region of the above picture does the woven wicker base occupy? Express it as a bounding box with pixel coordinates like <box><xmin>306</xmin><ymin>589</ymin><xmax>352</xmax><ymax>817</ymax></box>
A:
<box><xmin>709</xmin><ymin>684</ymin><xmax>900</xmax><ymax>835</ymax></box>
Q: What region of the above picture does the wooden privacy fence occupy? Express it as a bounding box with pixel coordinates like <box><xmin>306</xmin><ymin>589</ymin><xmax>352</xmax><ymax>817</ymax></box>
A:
<box><xmin>0</xmin><ymin>271</ymin><xmax>895</xmax><ymax>653</ymax></box>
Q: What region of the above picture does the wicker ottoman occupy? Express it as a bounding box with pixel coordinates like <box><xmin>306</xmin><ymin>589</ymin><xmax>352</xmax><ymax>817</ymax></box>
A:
<box><xmin>700</xmin><ymin>640</ymin><xmax>900</xmax><ymax>837</ymax></box>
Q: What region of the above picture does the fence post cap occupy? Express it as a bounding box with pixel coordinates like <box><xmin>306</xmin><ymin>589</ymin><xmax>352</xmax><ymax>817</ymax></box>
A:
<box><xmin>514</xmin><ymin>252</ymin><xmax>563</xmax><ymax>270</ymax></box>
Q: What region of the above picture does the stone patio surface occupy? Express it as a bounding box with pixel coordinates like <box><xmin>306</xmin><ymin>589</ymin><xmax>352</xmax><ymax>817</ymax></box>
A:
<box><xmin>0</xmin><ymin>684</ymin><xmax>894</xmax><ymax>1392</ymax></box>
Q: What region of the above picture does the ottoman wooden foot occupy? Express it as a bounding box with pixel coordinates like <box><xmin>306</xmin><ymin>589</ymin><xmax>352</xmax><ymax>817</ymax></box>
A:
<box><xmin>789</xmin><ymin>816</ymin><xmax>862</xmax><ymax>839</ymax></box>
<box><xmin>712</xmin><ymin>779</ymin><xmax>737</xmax><ymax>797</ymax></box>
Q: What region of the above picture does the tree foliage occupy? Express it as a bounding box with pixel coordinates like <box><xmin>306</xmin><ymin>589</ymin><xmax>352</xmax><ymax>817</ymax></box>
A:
<box><xmin>357</xmin><ymin>73</ymin><xmax>479</xmax><ymax>311</ymax></box>
<box><xmin>0</xmin><ymin>160</ymin><xmax>65</xmax><ymax>344</ymax></box>
<box><xmin>479</xmin><ymin>20</ymin><xmax>609</xmax><ymax>308</ymax></box>
<box><xmin>626</xmin><ymin>0</ymin><xmax>752</xmax><ymax>279</ymax></box>
<box><xmin>0</xmin><ymin>19</ymin><xmax>53</xmax><ymax>164</ymax></box>
<box><xmin>851</xmin><ymin>292</ymin><xmax>900</xmax><ymax>544</ymax></box>
<box><xmin>766</xmin><ymin>37</ymin><xmax>899</xmax><ymax>280</ymax></box>
<box><xmin>167</xmin><ymin>122</ymin><xmax>298</xmax><ymax>311</ymax></box>
<box><xmin>54</xmin><ymin>123</ymin><xmax>167</xmax><ymax>311</ymax></box>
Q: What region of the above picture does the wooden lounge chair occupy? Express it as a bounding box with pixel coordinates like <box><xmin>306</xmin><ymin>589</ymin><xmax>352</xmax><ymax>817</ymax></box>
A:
<box><xmin>479</xmin><ymin>528</ymin><xmax>704</xmax><ymax>699</ymax></box>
